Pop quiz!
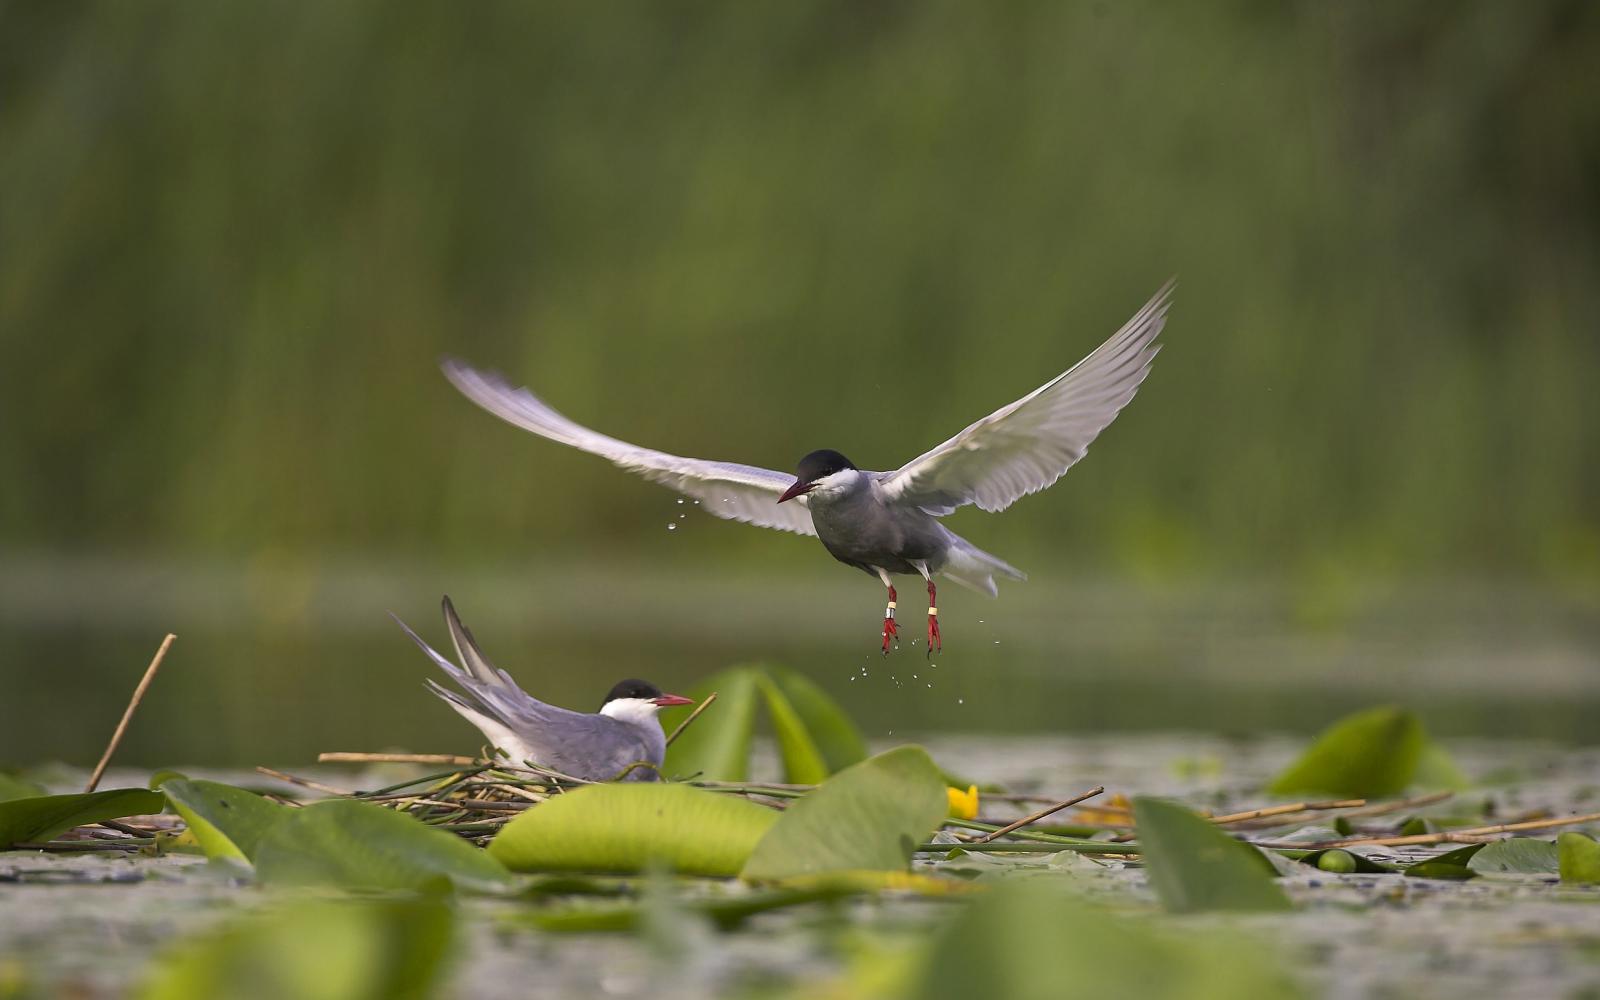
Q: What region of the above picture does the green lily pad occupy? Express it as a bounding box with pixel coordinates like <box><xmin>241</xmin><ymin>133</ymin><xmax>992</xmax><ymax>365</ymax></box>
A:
<box><xmin>1467</xmin><ymin>837</ymin><xmax>1559</xmax><ymax>875</ymax></box>
<box><xmin>136</xmin><ymin>896</ymin><xmax>455</xmax><ymax>1000</ymax></box>
<box><xmin>1132</xmin><ymin>797</ymin><xmax>1291</xmax><ymax>913</ymax></box>
<box><xmin>0</xmin><ymin>788</ymin><xmax>165</xmax><ymax>848</ymax></box>
<box><xmin>159</xmin><ymin>779</ymin><xmax>285</xmax><ymax>863</ymax></box>
<box><xmin>254</xmin><ymin>799</ymin><xmax>511</xmax><ymax>891</ymax></box>
<box><xmin>1558</xmin><ymin>832</ymin><xmax>1600</xmax><ymax>885</ymax></box>
<box><xmin>1269</xmin><ymin>705</ymin><xmax>1433</xmax><ymax>798</ymax></box>
<box><xmin>661</xmin><ymin>668</ymin><xmax>760</xmax><ymax>781</ymax></box>
<box><xmin>741</xmin><ymin>746</ymin><xmax>948</xmax><ymax>881</ymax></box>
<box><xmin>489</xmin><ymin>782</ymin><xmax>778</xmax><ymax>876</ymax></box>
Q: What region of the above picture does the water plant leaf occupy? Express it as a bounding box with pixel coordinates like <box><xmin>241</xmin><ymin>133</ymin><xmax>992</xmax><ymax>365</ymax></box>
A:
<box><xmin>757</xmin><ymin>673</ymin><xmax>829</xmax><ymax>784</ymax></box>
<box><xmin>741</xmin><ymin>746</ymin><xmax>947</xmax><ymax>881</ymax></box>
<box><xmin>1467</xmin><ymin>837</ymin><xmax>1559</xmax><ymax>874</ymax></box>
<box><xmin>763</xmin><ymin>665</ymin><xmax>868</xmax><ymax>773</ymax></box>
<box><xmin>136</xmin><ymin>896</ymin><xmax>454</xmax><ymax>1000</ymax></box>
<box><xmin>159</xmin><ymin>778</ymin><xmax>285</xmax><ymax>862</ymax></box>
<box><xmin>906</xmin><ymin>880</ymin><xmax>1301</xmax><ymax>1000</ymax></box>
<box><xmin>0</xmin><ymin>773</ymin><xmax>45</xmax><ymax>802</ymax></box>
<box><xmin>489</xmin><ymin>782</ymin><xmax>778</xmax><ymax>876</ymax></box>
<box><xmin>1558</xmin><ymin>832</ymin><xmax>1600</xmax><ymax>885</ymax></box>
<box><xmin>1268</xmin><ymin>705</ymin><xmax>1428</xmax><ymax>798</ymax></box>
<box><xmin>0</xmin><ymin>788</ymin><xmax>165</xmax><ymax>847</ymax></box>
<box><xmin>254</xmin><ymin>798</ymin><xmax>511</xmax><ymax>891</ymax></box>
<box><xmin>661</xmin><ymin>668</ymin><xmax>760</xmax><ymax>781</ymax></box>
<box><xmin>1403</xmin><ymin>843</ymin><xmax>1483</xmax><ymax>879</ymax></box>
<box><xmin>1132</xmin><ymin>797</ymin><xmax>1291</xmax><ymax>913</ymax></box>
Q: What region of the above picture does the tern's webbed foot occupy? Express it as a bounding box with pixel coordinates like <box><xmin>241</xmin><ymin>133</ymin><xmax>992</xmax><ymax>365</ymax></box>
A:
<box><xmin>926</xmin><ymin>611</ymin><xmax>941</xmax><ymax>656</ymax></box>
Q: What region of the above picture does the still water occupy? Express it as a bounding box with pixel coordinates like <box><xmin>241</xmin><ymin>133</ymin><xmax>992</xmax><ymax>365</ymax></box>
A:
<box><xmin>2</xmin><ymin>554</ymin><xmax>1595</xmax><ymax>766</ymax></box>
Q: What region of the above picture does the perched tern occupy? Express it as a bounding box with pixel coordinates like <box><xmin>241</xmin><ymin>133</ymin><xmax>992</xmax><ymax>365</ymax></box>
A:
<box><xmin>444</xmin><ymin>281</ymin><xmax>1171</xmax><ymax>654</ymax></box>
<box><xmin>393</xmin><ymin>597</ymin><xmax>692</xmax><ymax>781</ymax></box>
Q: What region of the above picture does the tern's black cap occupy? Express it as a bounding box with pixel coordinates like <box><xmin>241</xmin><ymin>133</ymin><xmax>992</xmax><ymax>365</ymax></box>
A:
<box><xmin>602</xmin><ymin>678</ymin><xmax>665</xmax><ymax>708</ymax></box>
<box><xmin>795</xmin><ymin>449</ymin><xmax>857</xmax><ymax>484</ymax></box>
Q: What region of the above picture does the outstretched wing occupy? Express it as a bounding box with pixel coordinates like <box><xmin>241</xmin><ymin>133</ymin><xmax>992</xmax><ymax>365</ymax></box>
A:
<box><xmin>442</xmin><ymin>360</ymin><xmax>817</xmax><ymax>536</ymax></box>
<box><xmin>878</xmin><ymin>281</ymin><xmax>1171</xmax><ymax>515</ymax></box>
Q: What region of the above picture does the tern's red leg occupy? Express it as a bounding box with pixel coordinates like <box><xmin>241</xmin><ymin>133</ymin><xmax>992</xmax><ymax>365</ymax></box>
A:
<box><xmin>926</xmin><ymin>579</ymin><xmax>941</xmax><ymax>655</ymax></box>
<box><xmin>882</xmin><ymin>584</ymin><xmax>899</xmax><ymax>654</ymax></box>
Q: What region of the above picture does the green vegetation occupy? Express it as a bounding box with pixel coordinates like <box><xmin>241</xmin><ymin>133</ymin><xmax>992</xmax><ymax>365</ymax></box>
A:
<box><xmin>2</xmin><ymin>2</ymin><xmax>1596</xmax><ymax>583</ymax></box>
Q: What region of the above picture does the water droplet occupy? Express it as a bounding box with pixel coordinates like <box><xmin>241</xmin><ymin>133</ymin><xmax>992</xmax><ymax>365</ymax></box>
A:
<box><xmin>678</xmin><ymin>513</ymin><xmax>686</xmax><ymax>519</ymax></box>
<box><xmin>676</xmin><ymin>498</ymin><xmax>685</xmax><ymax>504</ymax></box>
<box><xmin>666</xmin><ymin>523</ymin><xmax>677</xmax><ymax>531</ymax></box>
<box><xmin>958</xmin><ymin>698</ymin><xmax>965</xmax><ymax>705</ymax></box>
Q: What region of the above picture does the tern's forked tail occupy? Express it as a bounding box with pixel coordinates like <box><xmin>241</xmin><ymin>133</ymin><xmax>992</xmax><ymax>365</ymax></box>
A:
<box><xmin>940</xmin><ymin>533</ymin><xmax>1026</xmax><ymax>597</ymax></box>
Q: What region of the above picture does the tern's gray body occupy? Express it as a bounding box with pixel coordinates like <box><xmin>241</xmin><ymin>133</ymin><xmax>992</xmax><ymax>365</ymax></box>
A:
<box><xmin>393</xmin><ymin>598</ymin><xmax>691</xmax><ymax>781</ymax></box>
<box><xmin>806</xmin><ymin>470</ymin><xmax>953</xmax><ymax>577</ymax></box>
<box><xmin>440</xmin><ymin>281</ymin><xmax>1172</xmax><ymax>647</ymax></box>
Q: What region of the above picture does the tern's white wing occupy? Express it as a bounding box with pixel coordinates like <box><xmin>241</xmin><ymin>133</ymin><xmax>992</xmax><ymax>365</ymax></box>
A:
<box><xmin>878</xmin><ymin>281</ymin><xmax>1171</xmax><ymax>515</ymax></box>
<box><xmin>443</xmin><ymin>360</ymin><xmax>817</xmax><ymax>536</ymax></box>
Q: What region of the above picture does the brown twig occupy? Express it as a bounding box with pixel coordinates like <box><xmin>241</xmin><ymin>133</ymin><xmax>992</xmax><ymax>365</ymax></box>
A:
<box><xmin>1211</xmin><ymin>799</ymin><xmax>1366</xmax><ymax>825</ymax></box>
<box><xmin>1253</xmin><ymin>810</ymin><xmax>1600</xmax><ymax>850</ymax></box>
<box><xmin>85</xmin><ymin>633</ymin><xmax>175</xmax><ymax>793</ymax></box>
<box><xmin>664</xmin><ymin>692</ymin><xmax>719</xmax><ymax>747</ymax></box>
<box><xmin>255</xmin><ymin>766</ymin><xmax>348</xmax><ymax>797</ymax></box>
<box><xmin>318</xmin><ymin>752</ymin><xmax>480</xmax><ymax>766</ymax></box>
<box><xmin>1330</xmin><ymin>790</ymin><xmax>1453</xmax><ymax>819</ymax></box>
<box><xmin>972</xmin><ymin>786</ymin><xmax>1106</xmax><ymax>844</ymax></box>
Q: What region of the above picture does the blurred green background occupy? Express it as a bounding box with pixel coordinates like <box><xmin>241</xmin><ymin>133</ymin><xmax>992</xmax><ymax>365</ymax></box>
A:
<box><xmin>2</xmin><ymin>2</ymin><xmax>1596</xmax><ymax>766</ymax></box>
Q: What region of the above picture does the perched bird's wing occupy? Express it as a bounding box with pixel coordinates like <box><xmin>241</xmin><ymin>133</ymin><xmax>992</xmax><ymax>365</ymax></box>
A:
<box><xmin>878</xmin><ymin>281</ymin><xmax>1171</xmax><ymax>515</ymax></box>
<box><xmin>442</xmin><ymin>360</ymin><xmax>818</xmax><ymax>536</ymax></box>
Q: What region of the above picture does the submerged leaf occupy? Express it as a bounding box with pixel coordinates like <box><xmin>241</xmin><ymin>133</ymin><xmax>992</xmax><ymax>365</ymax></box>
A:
<box><xmin>741</xmin><ymin>746</ymin><xmax>948</xmax><ymax>881</ymax></box>
<box><xmin>489</xmin><ymin>782</ymin><xmax>777</xmax><ymax>876</ymax></box>
<box><xmin>159</xmin><ymin>779</ymin><xmax>285</xmax><ymax>862</ymax></box>
<box><xmin>661</xmin><ymin>668</ymin><xmax>760</xmax><ymax>782</ymax></box>
<box><xmin>136</xmin><ymin>896</ymin><xmax>454</xmax><ymax>1000</ymax></box>
<box><xmin>254</xmin><ymin>799</ymin><xmax>510</xmax><ymax>891</ymax></box>
<box><xmin>1269</xmin><ymin>705</ymin><xmax>1433</xmax><ymax>798</ymax></box>
<box><xmin>1132</xmin><ymin>798</ymin><xmax>1291</xmax><ymax>913</ymax></box>
<box><xmin>1467</xmin><ymin>838</ymin><xmax>1559</xmax><ymax>875</ymax></box>
<box><xmin>1558</xmin><ymin>832</ymin><xmax>1600</xmax><ymax>885</ymax></box>
<box><xmin>758</xmin><ymin>674</ymin><xmax>830</xmax><ymax>784</ymax></box>
<box><xmin>0</xmin><ymin>788</ymin><xmax>165</xmax><ymax>848</ymax></box>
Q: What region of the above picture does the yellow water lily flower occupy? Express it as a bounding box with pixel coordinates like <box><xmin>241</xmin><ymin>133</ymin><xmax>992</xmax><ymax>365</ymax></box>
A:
<box><xmin>946</xmin><ymin>784</ymin><xmax>979</xmax><ymax>820</ymax></box>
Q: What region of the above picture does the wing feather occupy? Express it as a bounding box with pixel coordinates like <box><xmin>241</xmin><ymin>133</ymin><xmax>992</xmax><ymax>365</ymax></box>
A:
<box><xmin>879</xmin><ymin>281</ymin><xmax>1172</xmax><ymax>514</ymax></box>
<box><xmin>442</xmin><ymin>360</ymin><xmax>816</xmax><ymax>536</ymax></box>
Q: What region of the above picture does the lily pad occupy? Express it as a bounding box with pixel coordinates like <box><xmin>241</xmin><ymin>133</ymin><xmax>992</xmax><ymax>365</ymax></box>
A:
<box><xmin>1558</xmin><ymin>832</ymin><xmax>1600</xmax><ymax>885</ymax></box>
<box><xmin>1132</xmin><ymin>797</ymin><xmax>1291</xmax><ymax>913</ymax></box>
<box><xmin>661</xmin><ymin>668</ymin><xmax>760</xmax><ymax>781</ymax></box>
<box><xmin>489</xmin><ymin>782</ymin><xmax>778</xmax><ymax>876</ymax></box>
<box><xmin>1466</xmin><ymin>837</ymin><xmax>1559</xmax><ymax>875</ymax></box>
<box><xmin>0</xmin><ymin>788</ymin><xmax>165</xmax><ymax>848</ymax></box>
<box><xmin>741</xmin><ymin>746</ymin><xmax>948</xmax><ymax>881</ymax></box>
<box><xmin>137</xmin><ymin>896</ymin><xmax>454</xmax><ymax>1000</ymax></box>
<box><xmin>254</xmin><ymin>799</ymin><xmax>511</xmax><ymax>891</ymax></box>
<box><xmin>1269</xmin><ymin>705</ymin><xmax>1430</xmax><ymax>798</ymax></box>
<box><xmin>159</xmin><ymin>779</ymin><xmax>285</xmax><ymax>862</ymax></box>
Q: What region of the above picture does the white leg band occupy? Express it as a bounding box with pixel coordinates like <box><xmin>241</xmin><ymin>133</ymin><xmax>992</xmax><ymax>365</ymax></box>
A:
<box><xmin>928</xmin><ymin>607</ymin><xmax>938</xmax><ymax>616</ymax></box>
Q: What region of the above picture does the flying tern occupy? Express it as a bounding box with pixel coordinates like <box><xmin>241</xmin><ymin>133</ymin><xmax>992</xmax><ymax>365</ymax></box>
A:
<box><xmin>393</xmin><ymin>597</ymin><xmax>693</xmax><ymax>781</ymax></box>
<box><xmin>443</xmin><ymin>281</ymin><xmax>1171</xmax><ymax>654</ymax></box>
